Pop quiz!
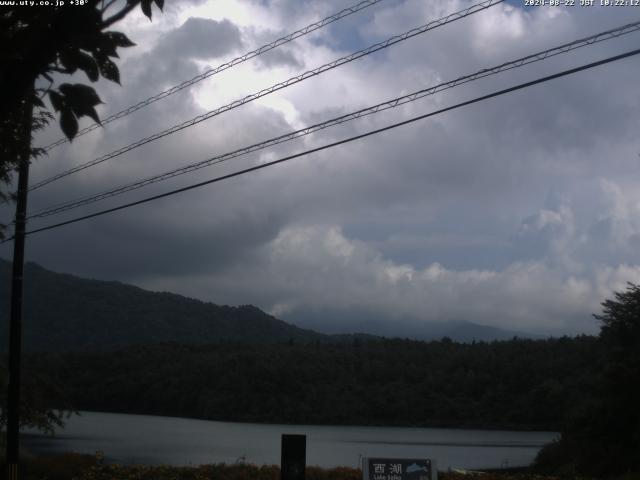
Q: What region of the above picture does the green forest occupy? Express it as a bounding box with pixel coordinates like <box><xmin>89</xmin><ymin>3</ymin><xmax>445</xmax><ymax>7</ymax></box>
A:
<box><xmin>24</xmin><ymin>336</ymin><xmax>598</xmax><ymax>431</ymax></box>
<box><xmin>1</xmin><ymin>260</ymin><xmax>638</xmax><ymax>477</ymax></box>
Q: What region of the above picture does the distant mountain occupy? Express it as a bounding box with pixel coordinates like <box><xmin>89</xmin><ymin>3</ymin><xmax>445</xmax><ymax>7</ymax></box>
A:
<box><xmin>0</xmin><ymin>260</ymin><xmax>326</xmax><ymax>352</ymax></box>
<box><xmin>282</xmin><ymin>309</ymin><xmax>543</xmax><ymax>342</ymax></box>
<box><xmin>0</xmin><ymin>259</ymin><xmax>541</xmax><ymax>352</ymax></box>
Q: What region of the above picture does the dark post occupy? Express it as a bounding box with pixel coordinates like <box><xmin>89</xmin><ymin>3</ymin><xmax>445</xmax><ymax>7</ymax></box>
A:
<box><xmin>6</xmin><ymin>93</ymin><xmax>33</xmax><ymax>480</ymax></box>
<box><xmin>281</xmin><ymin>434</ymin><xmax>306</xmax><ymax>480</ymax></box>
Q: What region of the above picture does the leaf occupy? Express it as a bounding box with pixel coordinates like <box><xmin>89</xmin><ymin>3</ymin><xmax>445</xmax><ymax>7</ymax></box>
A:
<box><xmin>102</xmin><ymin>42</ymin><xmax>120</xmax><ymax>59</ymax></box>
<box><xmin>75</xmin><ymin>51</ymin><xmax>99</xmax><ymax>82</ymax></box>
<box><xmin>58</xmin><ymin>51</ymin><xmax>78</xmax><ymax>74</ymax></box>
<box><xmin>141</xmin><ymin>0</ymin><xmax>153</xmax><ymax>19</ymax></box>
<box><xmin>95</xmin><ymin>38</ymin><xmax>119</xmax><ymax>59</ymax></box>
<box><xmin>103</xmin><ymin>31</ymin><xmax>136</xmax><ymax>48</ymax></box>
<box><xmin>48</xmin><ymin>91</ymin><xmax>65</xmax><ymax>112</ymax></box>
<box><xmin>58</xmin><ymin>84</ymin><xmax>102</xmax><ymax>124</ymax></box>
<box><xmin>96</xmin><ymin>56</ymin><xmax>120</xmax><ymax>84</ymax></box>
<box><xmin>83</xmin><ymin>31</ymin><xmax>122</xmax><ymax>59</ymax></box>
<box><xmin>59</xmin><ymin>83</ymin><xmax>102</xmax><ymax>108</ymax></box>
<box><xmin>83</xmin><ymin>106</ymin><xmax>101</xmax><ymax>125</ymax></box>
<box><xmin>59</xmin><ymin>108</ymin><xmax>78</xmax><ymax>141</ymax></box>
<box><xmin>153</xmin><ymin>0</ymin><xmax>164</xmax><ymax>10</ymax></box>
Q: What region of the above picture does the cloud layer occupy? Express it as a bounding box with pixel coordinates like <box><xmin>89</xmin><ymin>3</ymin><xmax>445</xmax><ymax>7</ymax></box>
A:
<box><xmin>3</xmin><ymin>0</ymin><xmax>640</xmax><ymax>335</ymax></box>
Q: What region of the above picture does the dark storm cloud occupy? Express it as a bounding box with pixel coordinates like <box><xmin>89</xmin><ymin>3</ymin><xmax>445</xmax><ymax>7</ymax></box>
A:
<box><xmin>20</xmin><ymin>100</ymin><xmax>295</xmax><ymax>282</ymax></box>
<box><xmin>5</xmin><ymin>0</ymin><xmax>640</xmax><ymax>335</ymax></box>
<box><xmin>24</xmin><ymin>193</ymin><xmax>289</xmax><ymax>281</ymax></box>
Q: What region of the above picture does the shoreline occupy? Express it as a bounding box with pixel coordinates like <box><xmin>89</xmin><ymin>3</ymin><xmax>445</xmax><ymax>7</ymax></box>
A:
<box><xmin>47</xmin><ymin>409</ymin><xmax>561</xmax><ymax>434</ymax></box>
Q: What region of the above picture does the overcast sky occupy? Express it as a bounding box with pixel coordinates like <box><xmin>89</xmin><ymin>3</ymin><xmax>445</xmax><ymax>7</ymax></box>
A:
<box><xmin>2</xmin><ymin>0</ymin><xmax>640</xmax><ymax>335</ymax></box>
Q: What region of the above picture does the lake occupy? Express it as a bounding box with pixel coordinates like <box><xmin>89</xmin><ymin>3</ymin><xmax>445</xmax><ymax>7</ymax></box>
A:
<box><xmin>23</xmin><ymin>412</ymin><xmax>557</xmax><ymax>470</ymax></box>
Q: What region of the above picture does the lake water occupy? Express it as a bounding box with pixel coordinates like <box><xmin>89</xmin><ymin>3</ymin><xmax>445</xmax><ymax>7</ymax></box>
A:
<box><xmin>23</xmin><ymin>412</ymin><xmax>557</xmax><ymax>470</ymax></box>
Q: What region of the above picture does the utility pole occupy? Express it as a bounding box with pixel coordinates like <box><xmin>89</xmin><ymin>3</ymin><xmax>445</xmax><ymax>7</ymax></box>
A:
<box><xmin>6</xmin><ymin>92</ymin><xmax>33</xmax><ymax>480</ymax></box>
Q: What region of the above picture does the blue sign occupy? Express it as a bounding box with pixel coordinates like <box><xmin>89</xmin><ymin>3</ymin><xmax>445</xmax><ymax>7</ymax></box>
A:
<box><xmin>363</xmin><ymin>458</ymin><xmax>436</xmax><ymax>480</ymax></box>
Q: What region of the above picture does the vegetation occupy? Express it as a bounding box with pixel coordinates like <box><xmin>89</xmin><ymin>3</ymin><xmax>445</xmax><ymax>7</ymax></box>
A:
<box><xmin>0</xmin><ymin>363</ymin><xmax>74</xmax><ymax>436</ymax></box>
<box><xmin>3</xmin><ymin>263</ymin><xmax>639</xmax><ymax>476</ymax></box>
<box><xmin>1</xmin><ymin>0</ymin><xmax>165</xmax><ymax>440</ymax></box>
<box><xmin>0</xmin><ymin>0</ymin><xmax>164</xmax><ymax>232</ymax></box>
<box><xmin>535</xmin><ymin>283</ymin><xmax>640</xmax><ymax>477</ymax></box>
<box><xmin>14</xmin><ymin>453</ymin><xmax>588</xmax><ymax>480</ymax></box>
<box><xmin>0</xmin><ymin>260</ymin><xmax>328</xmax><ymax>352</ymax></box>
<box><xmin>24</xmin><ymin>335</ymin><xmax>599</xmax><ymax>431</ymax></box>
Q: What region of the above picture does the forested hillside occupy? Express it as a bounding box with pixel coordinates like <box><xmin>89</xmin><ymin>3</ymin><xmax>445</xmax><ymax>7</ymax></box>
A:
<box><xmin>27</xmin><ymin>336</ymin><xmax>599</xmax><ymax>431</ymax></box>
<box><xmin>0</xmin><ymin>260</ymin><xmax>326</xmax><ymax>351</ymax></box>
<box><xmin>0</xmin><ymin>259</ymin><xmax>539</xmax><ymax>350</ymax></box>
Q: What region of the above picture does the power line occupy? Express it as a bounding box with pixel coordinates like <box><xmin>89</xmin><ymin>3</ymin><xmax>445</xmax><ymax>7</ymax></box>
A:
<box><xmin>27</xmin><ymin>19</ymin><xmax>640</xmax><ymax>220</ymax></box>
<box><xmin>8</xmin><ymin>47</ymin><xmax>638</xmax><ymax>242</ymax></box>
<box><xmin>40</xmin><ymin>0</ymin><xmax>386</xmax><ymax>152</ymax></box>
<box><xmin>29</xmin><ymin>0</ymin><xmax>503</xmax><ymax>191</ymax></box>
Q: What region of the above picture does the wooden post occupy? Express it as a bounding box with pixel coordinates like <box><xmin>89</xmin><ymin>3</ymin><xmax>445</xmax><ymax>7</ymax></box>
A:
<box><xmin>5</xmin><ymin>92</ymin><xmax>33</xmax><ymax>480</ymax></box>
<box><xmin>281</xmin><ymin>434</ymin><xmax>306</xmax><ymax>480</ymax></box>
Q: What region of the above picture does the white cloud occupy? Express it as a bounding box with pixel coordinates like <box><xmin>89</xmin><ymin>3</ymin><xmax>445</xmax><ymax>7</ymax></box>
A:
<box><xmin>4</xmin><ymin>0</ymin><xmax>640</xmax><ymax>336</ymax></box>
<box><xmin>197</xmin><ymin>223</ymin><xmax>640</xmax><ymax>333</ymax></box>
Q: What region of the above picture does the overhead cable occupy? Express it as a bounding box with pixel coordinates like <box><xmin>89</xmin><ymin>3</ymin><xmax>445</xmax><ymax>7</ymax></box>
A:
<box><xmin>9</xmin><ymin>47</ymin><xmax>638</xmax><ymax>242</ymax></box>
<box><xmin>27</xmin><ymin>19</ymin><xmax>640</xmax><ymax>219</ymax></box>
<box><xmin>40</xmin><ymin>0</ymin><xmax>386</xmax><ymax>151</ymax></box>
<box><xmin>29</xmin><ymin>0</ymin><xmax>503</xmax><ymax>191</ymax></box>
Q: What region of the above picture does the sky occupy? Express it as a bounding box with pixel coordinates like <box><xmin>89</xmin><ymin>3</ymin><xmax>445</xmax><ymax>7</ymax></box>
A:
<box><xmin>2</xmin><ymin>0</ymin><xmax>640</xmax><ymax>336</ymax></box>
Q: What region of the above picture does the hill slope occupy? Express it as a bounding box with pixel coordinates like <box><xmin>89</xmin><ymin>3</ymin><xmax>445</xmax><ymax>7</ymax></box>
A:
<box><xmin>1</xmin><ymin>259</ymin><xmax>543</xmax><ymax>351</ymax></box>
<box><xmin>0</xmin><ymin>260</ymin><xmax>325</xmax><ymax>352</ymax></box>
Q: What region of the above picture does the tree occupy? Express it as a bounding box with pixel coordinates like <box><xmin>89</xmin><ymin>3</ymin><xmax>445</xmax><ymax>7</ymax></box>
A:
<box><xmin>536</xmin><ymin>282</ymin><xmax>640</xmax><ymax>476</ymax></box>
<box><xmin>590</xmin><ymin>282</ymin><xmax>640</xmax><ymax>473</ymax></box>
<box><xmin>0</xmin><ymin>0</ymin><xmax>164</xmax><ymax>233</ymax></box>
<box><xmin>0</xmin><ymin>362</ymin><xmax>74</xmax><ymax>436</ymax></box>
<box><xmin>0</xmin><ymin>0</ymin><xmax>164</xmax><ymax>438</ymax></box>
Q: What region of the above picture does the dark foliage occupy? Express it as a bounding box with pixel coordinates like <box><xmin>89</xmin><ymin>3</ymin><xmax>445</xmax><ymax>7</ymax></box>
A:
<box><xmin>0</xmin><ymin>0</ymin><xmax>163</xmax><ymax>233</ymax></box>
<box><xmin>21</xmin><ymin>453</ymin><xmax>98</xmax><ymax>480</ymax></box>
<box><xmin>0</xmin><ymin>0</ymin><xmax>164</xmax><ymax>433</ymax></box>
<box><xmin>25</xmin><ymin>336</ymin><xmax>600</xmax><ymax>431</ymax></box>
<box><xmin>0</xmin><ymin>361</ymin><xmax>74</xmax><ymax>435</ymax></box>
<box><xmin>0</xmin><ymin>259</ymin><xmax>603</xmax><ymax>433</ymax></box>
<box><xmin>11</xmin><ymin>455</ymin><xmax>578</xmax><ymax>480</ymax></box>
<box><xmin>535</xmin><ymin>283</ymin><xmax>640</xmax><ymax>477</ymax></box>
<box><xmin>0</xmin><ymin>260</ymin><xmax>328</xmax><ymax>351</ymax></box>
<box><xmin>21</xmin><ymin>457</ymin><xmax>361</xmax><ymax>480</ymax></box>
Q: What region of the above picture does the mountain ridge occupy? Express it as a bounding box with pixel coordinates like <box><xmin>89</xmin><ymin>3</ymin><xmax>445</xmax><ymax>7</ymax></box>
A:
<box><xmin>0</xmin><ymin>259</ymin><xmax>327</xmax><ymax>352</ymax></box>
<box><xmin>282</xmin><ymin>309</ymin><xmax>543</xmax><ymax>342</ymax></box>
<box><xmin>1</xmin><ymin>259</ymin><xmax>541</xmax><ymax>352</ymax></box>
